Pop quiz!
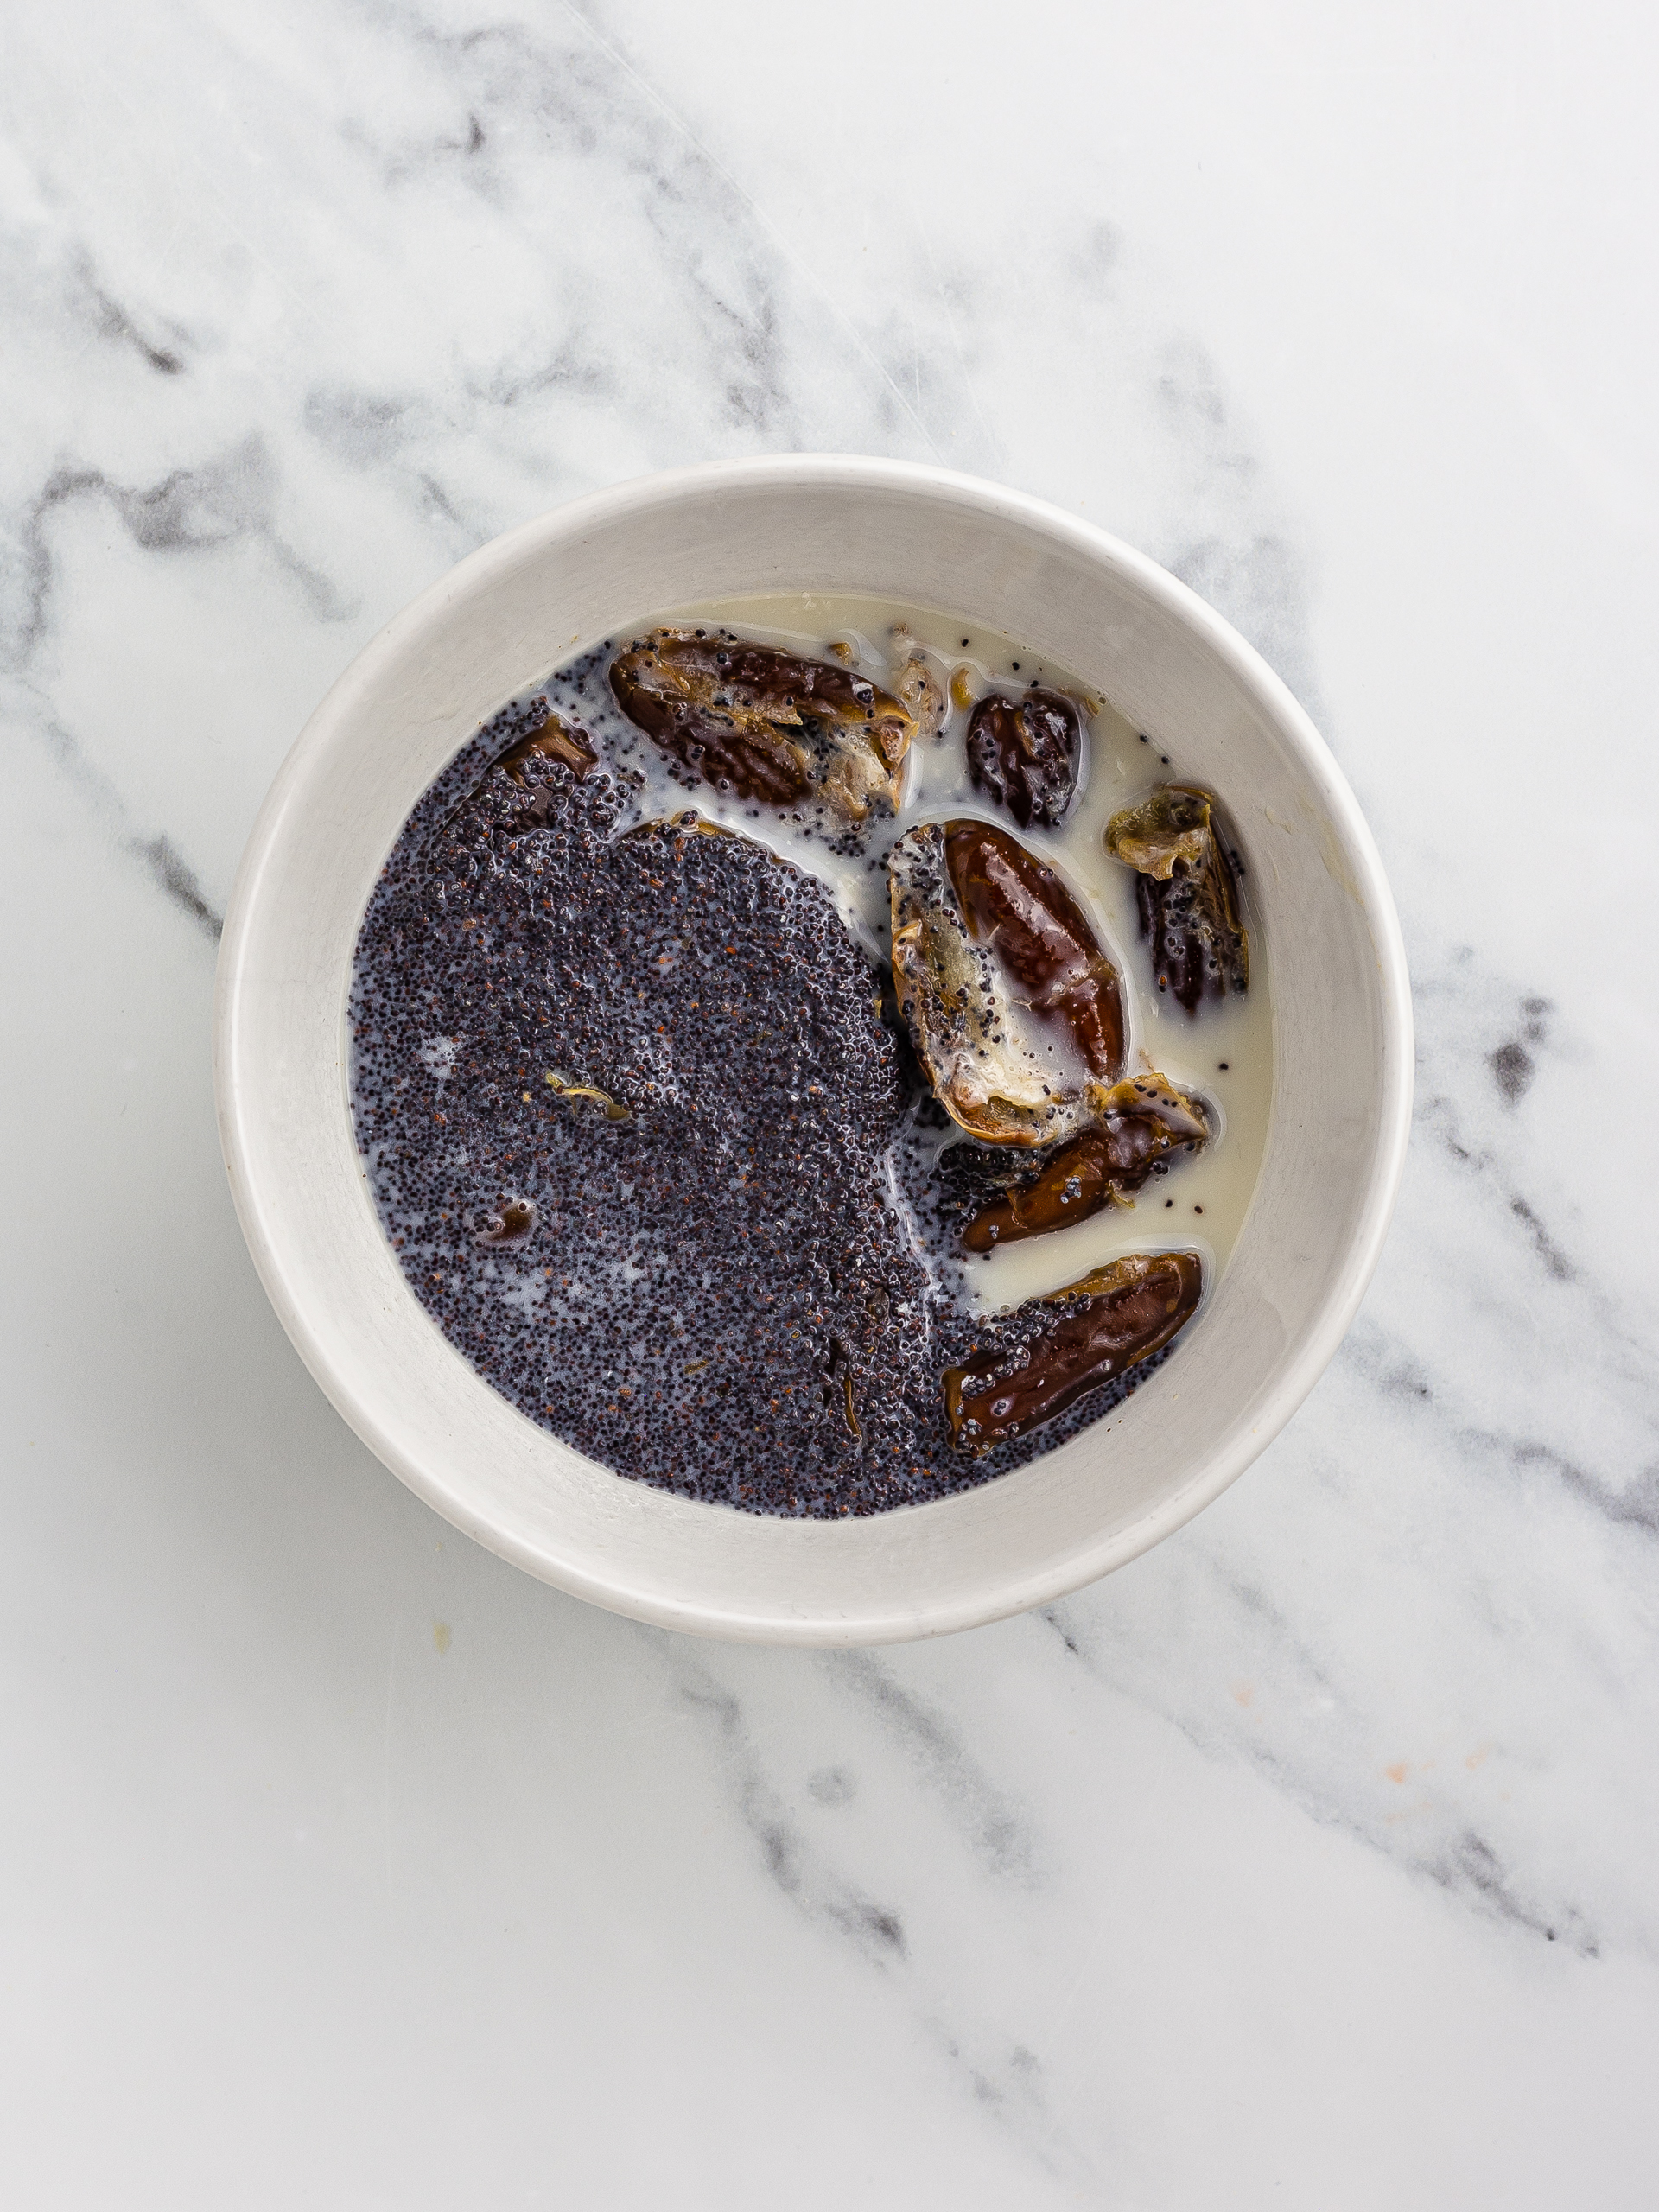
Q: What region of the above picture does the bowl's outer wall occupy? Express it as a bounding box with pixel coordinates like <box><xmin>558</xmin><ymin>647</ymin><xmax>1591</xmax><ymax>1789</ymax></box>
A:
<box><xmin>216</xmin><ymin>458</ymin><xmax>1412</xmax><ymax>1644</ymax></box>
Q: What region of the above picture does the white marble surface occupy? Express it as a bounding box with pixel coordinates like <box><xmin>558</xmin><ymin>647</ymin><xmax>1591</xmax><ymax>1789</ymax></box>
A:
<box><xmin>3</xmin><ymin>2</ymin><xmax>1657</xmax><ymax>2202</ymax></box>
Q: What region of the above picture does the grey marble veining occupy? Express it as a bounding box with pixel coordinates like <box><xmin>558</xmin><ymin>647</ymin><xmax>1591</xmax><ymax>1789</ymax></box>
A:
<box><xmin>3</xmin><ymin>2</ymin><xmax>1656</xmax><ymax>2204</ymax></box>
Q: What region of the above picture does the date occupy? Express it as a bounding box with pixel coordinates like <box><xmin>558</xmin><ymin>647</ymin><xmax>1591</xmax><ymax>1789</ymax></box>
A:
<box><xmin>433</xmin><ymin>706</ymin><xmax>599</xmax><ymax>847</ymax></box>
<box><xmin>951</xmin><ymin>1076</ymin><xmax>1208</xmax><ymax>1253</ymax></box>
<box><xmin>610</xmin><ymin>628</ymin><xmax>917</xmax><ymax>823</ymax></box>
<box><xmin>888</xmin><ymin>820</ymin><xmax>1125</xmax><ymax>1146</ymax></box>
<box><xmin>965</xmin><ymin>687</ymin><xmax>1083</xmax><ymax>827</ymax></box>
<box><xmin>944</xmin><ymin>1251</ymin><xmax>1203</xmax><ymax>1451</ymax></box>
<box><xmin>495</xmin><ymin>706</ymin><xmax>598</xmax><ymax>784</ymax></box>
<box><xmin>1105</xmin><ymin>785</ymin><xmax>1249</xmax><ymax>1012</ymax></box>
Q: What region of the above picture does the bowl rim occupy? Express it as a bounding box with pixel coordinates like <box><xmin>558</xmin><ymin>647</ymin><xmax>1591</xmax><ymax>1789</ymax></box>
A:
<box><xmin>215</xmin><ymin>453</ymin><xmax>1413</xmax><ymax>1643</ymax></box>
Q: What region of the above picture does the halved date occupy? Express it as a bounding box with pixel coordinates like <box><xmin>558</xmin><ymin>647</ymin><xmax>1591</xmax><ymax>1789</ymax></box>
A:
<box><xmin>944</xmin><ymin>1251</ymin><xmax>1203</xmax><ymax>1451</ymax></box>
<box><xmin>953</xmin><ymin>1076</ymin><xmax>1208</xmax><ymax>1253</ymax></box>
<box><xmin>432</xmin><ymin>706</ymin><xmax>598</xmax><ymax>848</ymax></box>
<box><xmin>610</xmin><ymin>628</ymin><xmax>917</xmax><ymax>823</ymax></box>
<box><xmin>1105</xmin><ymin>785</ymin><xmax>1249</xmax><ymax>1011</ymax></box>
<box><xmin>965</xmin><ymin>687</ymin><xmax>1083</xmax><ymax>827</ymax></box>
<box><xmin>889</xmin><ymin>819</ymin><xmax>1124</xmax><ymax>1147</ymax></box>
<box><xmin>495</xmin><ymin>706</ymin><xmax>598</xmax><ymax>784</ymax></box>
<box><xmin>496</xmin><ymin>708</ymin><xmax>599</xmax><ymax>827</ymax></box>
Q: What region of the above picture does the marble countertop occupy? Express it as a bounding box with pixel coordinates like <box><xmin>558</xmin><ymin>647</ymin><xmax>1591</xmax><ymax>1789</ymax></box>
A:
<box><xmin>4</xmin><ymin>3</ymin><xmax>1656</xmax><ymax>2202</ymax></box>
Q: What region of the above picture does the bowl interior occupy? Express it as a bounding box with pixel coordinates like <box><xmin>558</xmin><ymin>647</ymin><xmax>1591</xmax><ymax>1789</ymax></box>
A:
<box><xmin>216</xmin><ymin>459</ymin><xmax>1410</xmax><ymax>1644</ymax></box>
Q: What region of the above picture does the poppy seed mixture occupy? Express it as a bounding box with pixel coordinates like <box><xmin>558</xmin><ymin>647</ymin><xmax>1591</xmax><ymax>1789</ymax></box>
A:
<box><xmin>349</xmin><ymin>601</ymin><xmax>1271</xmax><ymax>1517</ymax></box>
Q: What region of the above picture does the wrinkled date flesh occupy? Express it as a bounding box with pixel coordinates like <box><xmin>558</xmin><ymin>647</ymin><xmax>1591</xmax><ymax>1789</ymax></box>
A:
<box><xmin>950</xmin><ymin>1077</ymin><xmax>1209</xmax><ymax>1253</ymax></box>
<box><xmin>888</xmin><ymin>819</ymin><xmax>1125</xmax><ymax>1147</ymax></box>
<box><xmin>944</xmin><ymin>822</ymin><xmax>1123</xmax><ymax>1078</ymax></box>
<box><xmin>1105</xmin><ymin>785</ymin><xmax>1249</xmax><ymax>1012</ymax></box>
<box><xmin>944</xmin><ymin>1252</ymin><xmax>1204</xmax><ymax>1451</ymax></box>
<box><xmin>965</xmin><ymin>687</ymin><xmax>1083</xmax><ymax>828</ymax></box>
<box><xmin>609</xmin><ymin>627</ymin><xmax>916</xmax><ymax>823</ymax></box>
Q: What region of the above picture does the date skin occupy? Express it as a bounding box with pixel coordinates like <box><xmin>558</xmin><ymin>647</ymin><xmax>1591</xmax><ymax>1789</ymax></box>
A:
<box><xmin>1105</xmin><ymin>785</ymin><xmax>1249</xmax><ymax>1012</ymax></box>
<box><xmin>954</xmin><ymin>1076</ymin><xmax>1208</xmax><ymax>1253</ymax></box>
<box><xmin>944</xmin><ymin>1251</ymin><xmax>1203</xmax><ymax>1452</ymax></box>
<box><xmin>610</xmin><ymin>628</ymin><xmax>916</xmax><ymax>821</ymax></box>
<box><xmin>965</xmin><ymin>687</ymin><xmax>1082</xmax><ymax>828</ymax></box>
<box><xmin>888</xmin><ymin>632</ymin><xmax>948</xmax><ymax>741</ymax></box>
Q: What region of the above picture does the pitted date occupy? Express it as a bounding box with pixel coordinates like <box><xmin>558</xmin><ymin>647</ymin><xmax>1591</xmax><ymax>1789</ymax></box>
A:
<box><xmin>609</xmin><ymin>627</ymin><xmax>917</xmax><ymax>823</ymax></box>
<box><xmin>1105</xmin><ymin>786</ymin><xmax>1249</xmax><ymax>1011</ymax></box>
<box><xmin>965</xmin><ymin>687</ymin><xmax>1083</xmax><ymax>827</ymax></box>
<box><xmin>950</xmin><ymin>1076</ymin><xmax>1208</xmax><ymax>1253</ymax></box>
<box><xmin>944</xmin><ymin>1251</ymin><xmax>1203</xmax><ymax>1451</ymax></box>
<box><xmin>888</xmin><ymin>819</ymin><xmax>1125</xmax><ymax>1147</ymax></box>
<box><xmin>496</xmin><ymin>707</ymin><xmax>598</xmax><ymax>784</ymax></box>
<box><xmin>434</xmin><ymin>706</ymin><xmax>599</xmax><ymax>848</ymax></box>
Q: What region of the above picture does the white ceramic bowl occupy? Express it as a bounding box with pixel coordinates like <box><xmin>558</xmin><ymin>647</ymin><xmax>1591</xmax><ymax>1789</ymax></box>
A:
<box><xmin>215</xmin><ymin>456</ymin><xmax>1411</xmax><ymax>1645</ymax></box>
